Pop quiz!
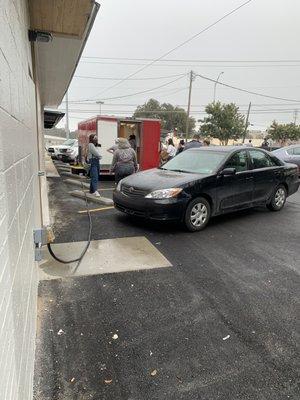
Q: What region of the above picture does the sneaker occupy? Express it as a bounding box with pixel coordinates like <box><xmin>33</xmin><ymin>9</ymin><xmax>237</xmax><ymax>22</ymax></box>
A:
<box><xmin>92</xmin><ymin>191</ymin><xmax>101</xmax><ymax>197</ymax></box>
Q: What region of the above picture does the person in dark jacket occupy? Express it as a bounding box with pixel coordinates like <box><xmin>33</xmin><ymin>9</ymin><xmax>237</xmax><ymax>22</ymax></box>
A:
<box><xmin>177</xmin><ymin>139</ymin><xmax>185</xmax><ymax>154</ymax></box>
<box><xmin>183</xmin><ymin>134</ymin><xmax>202</xmax><ymax>151</ymax></box>
<box><xmin>111</xmin><ymin>138</ymin><xmax>138</xmax><ymax>183</ymax></box>
<box><xmin>128</xmin><ymin>134</ymin><xmax>137</xmax><ymax>150</ymax></box>
<box><xmin>87</xmin><ymin>134</ymin><xmax>102</xmax><ymax>196</ymax></box>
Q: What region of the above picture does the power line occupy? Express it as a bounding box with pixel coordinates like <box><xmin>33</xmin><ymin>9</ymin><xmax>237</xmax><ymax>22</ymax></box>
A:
<box><xmin>195</xmin><ymin>72</ymin><xmax>300</xmax><ymax>103</ymax></box>
<box><xmin>74</xmin><ymin>73</ymin><xmax>187</xmax><ymax>81</ymax></box>
<box><xmin>61</xmin><ymin>101</ymin><xmax>300</xmax><ymax>107</ymax></box>
<box><xmin>82</xmin><ymin>56</ymin><xmax>300</xmax><ymax>63</ymax></box>
<box><xmin>70</xmin><ymin>76</ymin><xmax>188</xmax><ymax>103</ymax></box>
<box><xmin>89</xmin><ymin>0</ymin><xmax>253</xmax><ymax>100</ymax></box>
<box><xmin>66</xmin><ymin>109</ymin><xmax>300</xmax><ymax>115</ymax></box>
<box><xmin>79</xmin><ymin>60</ymin><xmax>300</xmax><ymax>68</ymax></box>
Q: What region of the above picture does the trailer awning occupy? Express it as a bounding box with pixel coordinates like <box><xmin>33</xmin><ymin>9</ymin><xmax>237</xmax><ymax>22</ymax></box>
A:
<box><xmin>29</xmin><ymin>0</ymin><xmax>99</xmax><ymax>108</ymax></box>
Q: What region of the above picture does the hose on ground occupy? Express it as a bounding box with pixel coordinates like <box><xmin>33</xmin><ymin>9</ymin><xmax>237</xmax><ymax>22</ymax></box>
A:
<box><xmin>47</xmin><ymin>180</ymin><xmax>92</xmax><ymax>273</ymax></box>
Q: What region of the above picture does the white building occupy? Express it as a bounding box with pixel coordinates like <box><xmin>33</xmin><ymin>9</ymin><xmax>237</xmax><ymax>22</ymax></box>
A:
<box><xmin>0</xmin><ymin>1</ymin><xmax>99</xmax><ymax>398</ymax></box>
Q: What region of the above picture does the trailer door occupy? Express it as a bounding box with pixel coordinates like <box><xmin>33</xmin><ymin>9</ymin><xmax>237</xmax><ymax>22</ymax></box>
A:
<box><xmin>140</xmin><ymin>120</ymin><xmax>160</xmax><ymax>170</ymax></box>
<box><xmin>97</xmin><ymin>119</ymin><xmax>118</xmax><ymax>168</ymax></box>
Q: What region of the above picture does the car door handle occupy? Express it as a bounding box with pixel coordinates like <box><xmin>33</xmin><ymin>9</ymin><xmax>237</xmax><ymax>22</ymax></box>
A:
<box><xmin>245</xmin><ymin>176</ymin><xmax>253</xmax><ymax>181</ymax></box>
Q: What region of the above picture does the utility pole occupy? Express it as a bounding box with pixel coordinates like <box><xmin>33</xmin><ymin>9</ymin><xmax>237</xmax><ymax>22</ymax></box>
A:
<box><xmin>185</xmin><ymin>70</ymin><xmax>195</xmax><ymax>142</ymax></box>
<box><xmin>242</xmin><ymin>102</ymin><xmax>251</xmax><ymax>143</ymax></box>
<box><xmin>65</xmin><ymin>90</ymin><xmax>70</xmax><ymax>139</ymax></box>
<box><xmin>293</xmin><ymin>109</ymin><xmax>298</xmax><ymax>125</ymax></box>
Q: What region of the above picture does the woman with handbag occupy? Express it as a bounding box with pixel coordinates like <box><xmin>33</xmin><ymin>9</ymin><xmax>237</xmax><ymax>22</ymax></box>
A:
<box><xmin>111</xmin><ymin>138</ymin><xmax>138</xmax><ymax>184</ymax></box>
<box><xmin>88</xmin><ymin>134</ymin><xmax>102</xmax><ymax>196</ymax></box>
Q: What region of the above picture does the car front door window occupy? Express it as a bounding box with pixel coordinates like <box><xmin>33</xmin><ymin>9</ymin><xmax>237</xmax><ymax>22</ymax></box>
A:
<box><xmin>218</xmin><ymin>150</ymin><xmax>253</xmax><ymax>211</ymax></box>
<box><xmin>225</xmin><ymin>150</ymin><xmax>248</xmax><ymax>172</ymax></box>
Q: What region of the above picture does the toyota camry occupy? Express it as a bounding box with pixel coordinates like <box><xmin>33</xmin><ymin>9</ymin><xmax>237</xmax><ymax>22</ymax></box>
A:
<box><xmin>113</xmin><ymin>147</ymin><xmax>299</xmax><ymax>231</ymax></box>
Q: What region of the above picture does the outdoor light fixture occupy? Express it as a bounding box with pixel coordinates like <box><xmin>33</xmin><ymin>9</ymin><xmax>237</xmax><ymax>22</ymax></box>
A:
<box><xmin>28</xmin><ymin>30</ymin><xmax>53</xmax><ymax>43</ymax></box>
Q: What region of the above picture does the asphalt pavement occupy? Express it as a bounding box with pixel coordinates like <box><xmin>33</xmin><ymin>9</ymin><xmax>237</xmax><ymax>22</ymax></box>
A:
<box><xmin>34</xmin><ymin>176</ymin><xmax>300</xmax><ymax>400</ymax></box>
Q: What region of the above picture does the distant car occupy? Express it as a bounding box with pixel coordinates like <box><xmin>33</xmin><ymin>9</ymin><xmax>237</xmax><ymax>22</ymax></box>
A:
<box><xmin>272</xmin><ymin>145</ymin><xmax>300</xmax><ymax>174</ymax></box>
<box><xmin>114</xmin><ymin>147</ymin><xmax>300</xmax><ymax>231</ymax></box>
<box><xmin>56</xmin><ymin>140</ymin><xmax>78</xmax><ymax>162</ymax></box>
<box><xmin>48</xmin><ymin>139</ymin><xmax>78</xmax><ymax>161</ymax></box>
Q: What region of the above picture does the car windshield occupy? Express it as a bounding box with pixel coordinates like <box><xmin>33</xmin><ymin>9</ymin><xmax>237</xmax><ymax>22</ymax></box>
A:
<box><xmin>63</xmin><ymin>139</ymin><xmax>76</xmax><ymax>146</ymax></box>
<box><xmin>161</xmin><ymin>150</ymin><xmax>227</xmax><ymax>174</ymax></box>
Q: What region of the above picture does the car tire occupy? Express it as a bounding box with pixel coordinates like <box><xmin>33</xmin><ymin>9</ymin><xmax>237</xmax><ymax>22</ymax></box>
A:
<box><xmin>184</xmin><ymin>197</ymin><xmax>211</xmax><ymax>232</ymax></box>
<box><xmin>267</xmin><ymin>185</ymin><xmax>287</xmax><ymax>211</ymax></box>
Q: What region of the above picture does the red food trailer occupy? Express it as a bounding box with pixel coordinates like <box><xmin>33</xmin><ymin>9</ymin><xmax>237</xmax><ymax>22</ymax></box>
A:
<box><xmin>78</xmin><ymin>116</ymin><xmax>161</xmax><ymax>174</ymax></box>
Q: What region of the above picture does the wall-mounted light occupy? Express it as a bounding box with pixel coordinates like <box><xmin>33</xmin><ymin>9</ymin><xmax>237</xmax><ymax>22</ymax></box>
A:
<box><xmin>28</xmin><ymin>30</ymin><xmax>53</xmax><ymax>43</ymax></box>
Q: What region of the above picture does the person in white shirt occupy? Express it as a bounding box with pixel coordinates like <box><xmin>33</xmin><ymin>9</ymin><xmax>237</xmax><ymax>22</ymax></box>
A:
<box><xmin>166</xmin><ymin>138</ymin><xmax>177</xmax><ymax>160</ymax></box>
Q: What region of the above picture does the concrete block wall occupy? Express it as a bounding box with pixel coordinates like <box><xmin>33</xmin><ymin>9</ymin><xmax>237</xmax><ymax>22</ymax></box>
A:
<box><xmin>0</xmin><ymin>0</ymin><xmax>41</xmax><ymax>398</ymax></box>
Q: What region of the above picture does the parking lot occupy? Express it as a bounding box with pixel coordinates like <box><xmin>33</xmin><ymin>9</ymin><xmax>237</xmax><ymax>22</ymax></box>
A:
<box><xmin>34</xmin><ymin>167</ymin><xmax>300</xmax><ymax>400</ymax></box>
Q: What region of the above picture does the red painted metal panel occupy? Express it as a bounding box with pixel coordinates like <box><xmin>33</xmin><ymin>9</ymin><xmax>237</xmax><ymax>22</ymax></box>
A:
<box><xmin>140</xmin><ymin>120</ymin><xmax>161</xmax><ymax>170</ymax></box>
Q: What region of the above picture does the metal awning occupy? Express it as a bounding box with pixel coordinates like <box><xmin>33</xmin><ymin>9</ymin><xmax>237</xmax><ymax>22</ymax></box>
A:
<box><xmin>29</xmin><ymin>0</ymin><xmax>100</xmax><ymax>108</ymax></box>
<box><xmin>44</xmin><ymin>110</ymin><xmax>65</xmax><ymax>129</ymax></box>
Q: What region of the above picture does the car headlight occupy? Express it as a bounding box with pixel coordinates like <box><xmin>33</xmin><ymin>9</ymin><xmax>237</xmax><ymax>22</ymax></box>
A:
<box><xmin>145</xmin><ymin>188</ymin><xmax>182</xmax><ymax>199</ymax></box>
<box><xmin>116</xmin><ymin>180</ymin><xmax>122</xmax><ymax>191</ymax></box>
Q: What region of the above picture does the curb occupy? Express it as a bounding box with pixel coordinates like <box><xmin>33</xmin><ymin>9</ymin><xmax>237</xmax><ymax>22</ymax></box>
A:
<box><xmin>70</xmin><ymin>190</ymin><xmax>114</xmax><ymax>206</ymax></box>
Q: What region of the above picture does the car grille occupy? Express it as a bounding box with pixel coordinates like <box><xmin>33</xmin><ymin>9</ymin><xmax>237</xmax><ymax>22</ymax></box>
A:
<box><xmin>48</xmin><ymin>147</ymin><xmax>54</xmax><ymax>153</ymax></box>
<box><xmin>121</xmin><ymin>184</ymin><xmax>148</xmax><ymax>198</ymax></box>
<box><xmin>59</xmin><ymin>148</ymin><xmax>68</xmax><ymax>153</ymax></box>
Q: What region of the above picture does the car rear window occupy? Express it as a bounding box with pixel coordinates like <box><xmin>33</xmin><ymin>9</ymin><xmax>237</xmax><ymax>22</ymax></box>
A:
<box><xmin>162</xmin><ymin>150</ymin><xmax>227</xmax><ymax>174</ymax></box>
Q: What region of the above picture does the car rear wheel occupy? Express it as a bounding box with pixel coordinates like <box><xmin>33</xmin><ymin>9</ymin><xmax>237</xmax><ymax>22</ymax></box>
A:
<box><xmin>184</xmin><ymin>197</ymin><xmax>211</xmax><ymax>232</ymax></box>
<box><xmin>267</xmin><ymin>185</ymin><xmax>287</xmax><ymax>211</ymax></box>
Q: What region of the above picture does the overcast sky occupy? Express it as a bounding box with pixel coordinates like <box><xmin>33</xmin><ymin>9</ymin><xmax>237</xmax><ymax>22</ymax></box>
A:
<box><xmin>59</xmin><ymin>0</ymin><xmax>300</xmax><ymax>131</ymax></box>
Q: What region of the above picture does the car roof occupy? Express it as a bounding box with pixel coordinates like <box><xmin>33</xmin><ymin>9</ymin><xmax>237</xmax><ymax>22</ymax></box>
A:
<box><xmin>281</xmin><ymin>144</ymin><xmax>300</xmax><ymax>149</ymax></box>
<box><xmin>187</xmin><ymin>146</ymin><xmax>254</xmax><ymax>153</ymax></box>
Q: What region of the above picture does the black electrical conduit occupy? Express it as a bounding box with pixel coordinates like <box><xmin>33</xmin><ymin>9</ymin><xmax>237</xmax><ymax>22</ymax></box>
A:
<box><xmin>47</xmin><ymin>180</ymin><xmax>92</xmax><ymax>273</ymax></box>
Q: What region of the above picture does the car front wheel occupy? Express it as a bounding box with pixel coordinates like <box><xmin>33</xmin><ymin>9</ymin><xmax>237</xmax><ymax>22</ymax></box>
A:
<box><xmin>267</xmin><ymin>185</ymin><xmax>287</xmax><ymax>211</ymax></box>
<box><xmin>184</xmin><ymin>197</ymin><xmax>211</xmax><ymax>232</ymax></box>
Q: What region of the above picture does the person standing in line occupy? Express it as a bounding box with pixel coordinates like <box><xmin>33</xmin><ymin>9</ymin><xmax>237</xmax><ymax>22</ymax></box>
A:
<box><xmin>128</xmin><ymin>134</ymin><xmax>137</xmax><ymax>150</ymax></box>
<box><xmin>248</xmin><ymin>139</ymin><xmax>253</xmax><ymax>147</ymax></box>
<box><xmin>177</xmin><ymin>139</ymin><xmax>185</xmax><ymax>154</ymax></box>
<box><xmin>107</xmin><ymin>138</ymin><xmax>120</xmax><ymax>154</ymax></box>
<box><xmin>88</xmin><ymin>134</ymin><xmax>102</xmax><ymax>196</ymax></box>
<box><xmin>111</xmin><ymin>138</ymin><xmax>138</xmax><ymax>183</ymax></box>
<box><xmin>166</xmin><ymin>138</ymin><xmax>176</xmax><ymax>160</ymax></box>
<box><xmin>261</xmin><ymin>138</ymin><xmax>269</xmax><ymax>150</ymax></box>
<box><xmin>183</xmin><ymin>134</ymin><xmax>203</xmax><ymax>151</ymax></box>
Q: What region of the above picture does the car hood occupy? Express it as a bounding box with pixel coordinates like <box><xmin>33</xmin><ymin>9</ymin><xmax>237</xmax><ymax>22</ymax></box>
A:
<box><xmin>57</xmin><ymin>145</ymin><xmax>73</xmax><ymax>150</ymax></box>
<box><xmin>121</xmin><ymin>168</ymin><xmax>211</xmax><ymax>191</ymax></box>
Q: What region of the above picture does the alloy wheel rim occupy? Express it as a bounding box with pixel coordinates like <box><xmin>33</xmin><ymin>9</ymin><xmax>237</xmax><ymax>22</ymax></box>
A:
<box><xmin>275</xmin><ymin>188</ymin><xmax>285</xmax><ymax>208</ymax></box>
<box><xmin>190</xmin><ymin>203</ymin><xmax>208</xmax><ymax>227</ymax></box>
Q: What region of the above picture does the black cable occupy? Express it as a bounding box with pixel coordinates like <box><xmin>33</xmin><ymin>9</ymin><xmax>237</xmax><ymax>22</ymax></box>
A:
<box><xmin>70</xmin><ymin>75</ymin><xmax>187</xmax><ymax>103</ymax></box>
<box><xmin>82</xmin><ymin>56</ymin><xmax>300</xmax><ymax>63</ymax></box>
<box><xmin>195</xmin><ymin>72</ymin><xmax>300</xmax><ymax>103</ymax></box>
<box><xmin>74</xmin><ymin>73</ymin><xmax>187</xmax><ymax>81</ymax></box>
<box><xmin>47</xmin><ymin>181</ymin><xmax>92</xmax><ymax>273</ymax></box>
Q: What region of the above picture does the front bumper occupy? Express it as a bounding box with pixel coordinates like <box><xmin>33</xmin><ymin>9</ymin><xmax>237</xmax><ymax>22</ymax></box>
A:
<box><xmin>113</xmin><ymin>190</ymin><xmax>188</xmax><ymax>221</ymax></box>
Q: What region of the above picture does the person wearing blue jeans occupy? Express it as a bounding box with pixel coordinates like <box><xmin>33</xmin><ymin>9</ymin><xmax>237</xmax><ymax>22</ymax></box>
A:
<box><xmin>88</xmin><ymin>134</ymin><xmax>102</xmax><ymax>196</ymax></box>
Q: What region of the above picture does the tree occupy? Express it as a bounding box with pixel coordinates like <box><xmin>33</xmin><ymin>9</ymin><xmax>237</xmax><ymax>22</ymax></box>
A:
<box><xmin>199</xmin><ymin>102</ymin><xmax>245</xmax><ymax>145</ymax></box>
<box><xmin>133</xmin><ymin>98</ymin><xmax>195</xmax><ymax>133</ymax></box>
<box><xmin>267</xmin><ymin>121</ymin><xmax>300</xmax><ymax>145</ymax></box>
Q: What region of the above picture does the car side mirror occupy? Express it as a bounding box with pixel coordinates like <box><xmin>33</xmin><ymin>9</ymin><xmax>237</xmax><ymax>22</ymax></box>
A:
<box><xmin>219</xmin><ymin>168</ymin><xmax>236</xmax><ymax>176</ymax></box>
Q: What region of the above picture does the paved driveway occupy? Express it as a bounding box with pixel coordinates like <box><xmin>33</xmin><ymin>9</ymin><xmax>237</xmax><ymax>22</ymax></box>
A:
<box><xmin>34</xmin><ymin>177</ymin><xmax>300</xmax><ymax>400</ymax></box>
